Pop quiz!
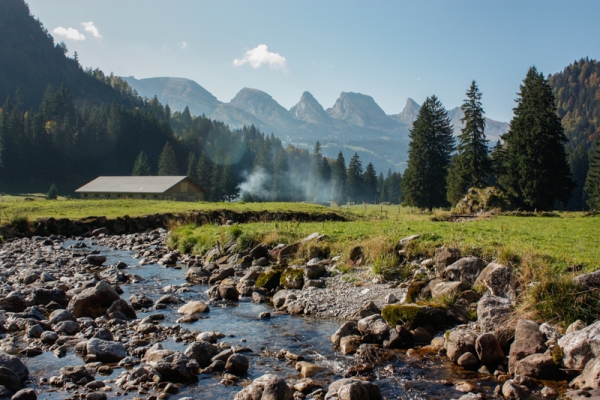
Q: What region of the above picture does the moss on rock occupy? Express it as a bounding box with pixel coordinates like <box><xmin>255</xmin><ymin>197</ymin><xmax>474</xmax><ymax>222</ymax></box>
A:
<box><xmin>382</xmin><ymin>304</ymin><xmax>447</xmax><ymax>329</ymax></box>
<box><xmin>280</xmin><ymin>267</ymin><xmax>304</xmax><ymax>289</ymax></box>
<box><xmin>255</xmin><ymin>269</ymin><xmax>282</xmax><ymax>289</ymax></box>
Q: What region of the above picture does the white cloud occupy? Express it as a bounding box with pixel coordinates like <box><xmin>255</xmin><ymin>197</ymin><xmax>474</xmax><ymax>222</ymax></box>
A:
<box><xmin>233</xmin><ymin>44</ymin><xmax>287</xmax><ymax>71</ymax></box>
<box><xmin>52</xmin><ymin>27</ymin><xmax>85</xmax><ymax>41</ymax></box>
<box><xmin>82</xmin><ymin>21</ymin><xmax>102</xmax><ymax>38</ymax></box>
<box><xmin>180</xmin><ymin>41</ymin><xmax>188</xmax><ymax>49</ymax></box>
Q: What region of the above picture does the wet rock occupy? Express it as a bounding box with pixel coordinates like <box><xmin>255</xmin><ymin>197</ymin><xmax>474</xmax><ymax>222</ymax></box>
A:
<box><xmin>327</xmin><ymin>378</ymin><xmax>382</xmax><ymax>400</ymax></box>
<box><xmin>255</xmin><ymin>269</ymin><xmax>282</xmax><ymax>290</ymax></box>
<box><xmin>0</xmin><ymin>367</ymin><xmax>20</xmax><ymax>392</ymax></box>
<box><xmin>0</xmin><ymin>292</ymin><xmax>27</xmax><ymax>312</ymax></box>
<box><xmin>434</xmin><ymin>247</ymin><xmax>461</xmax><ymax>276</ymax></box>
<box><xmin>10</xmin><ymin>388</ymin><xmax>37</xmax><ymax>400</ymax></box>
<box><xmin>185</xmin><ymin>266</ymin><xmax>210</xmax><ymax>283</ymax></box>
<box><xmin>147</xmin><ymin>351</ymin><xmax>199</xmax><ymax>383</ymax></box>
<box><xmin>383</xmin><ymin>326</ymin><xmax>411</xmax><ymax>349</ymax></box>
<box><xmin>106</xmin><ymin>298</ymin><xmax>137</xmax><ymax>319</ymax></box>
<box><xmin>558</xmin><ymin>320</ymin><xmax>600</xmax><ymax>371</ymax></box>
<box><xmin>411</xmin><ymin>327</ymin><xmax>433</xmax><ymax>344</ymax></box>
<box><xmin>234</xmin><ymin>373</ymin><xmax>293</xmax><ymax>400</ymax></box>
<box><xmin>159</xmin><ymin>252</ymin><xmax>178</xmax><ymax>265</ymax></box>
<box><xmin>85</xmin><ymin>338</ymin><xmax>127</xmax><ymax>363</ymax></box>
<box><xmin>209</xmin><ymin>267</ymin><xmax>235</xmax><ymax>284</ymax></box>
<box><xmin>130</xmin><ymin>294</ymin><xmax>154</xmax><ymax>309</ymax></box>
<box><xmin>184</xmin><ymin>342</ymin><xmax>219</xmax><ymax>368</ymax></box>
<box><xmin>59</xmin><ymin>365</ymin><xmax>94</xmax><ymax>383</ymax></box>
<box><xmin>218</xmin><ymin>285</ymin><xmax>240</xmax><ymax>301</ymax></box>
<box><xmin>92</xmin><ymin>328</ymin><xmax>113</xmax><ymax>341</ymax></box>
<box><xmin>476</xmin><ymin>293</ymin><xmax>512</xmax><ymax>333</ymax></box>
<box><xmin>445</xmin><ymin>257</ymin><xmax>487</xmax><ymax>283</ymax></box>
<box><xmin>475</xmin><ymin>333</ymin><xmax>504</xmax><ymax>366</ymax></box>
<box><xmin>445</xmin><ymin>329</ymin><xmax>477</xmax><ymax>363</ymax></box>
<box><xmin>26</xmin><ymin>324</ymin><xmax>44</xmax><ymax>339</ymax></box>
<box><xmin>501</xmin><ymin>379</ymin><xmax>530</xmax><ymax>399</ymax></box>
<box><xmin>86</xmin><ymin>255</ymin><xmax>107</xmax><ymax>266</ymax></box>
<box><xmin>296</xmin><ymin>361</ymin><xmax>327</xmax><ymax>378</ymax></box>
<box><xmin>40</xmin><ymin>331</ymin><xmax>58</xmax><ymax>345</ymax></box>
<box><xmin>31</xmin><ymin>288</ymin><xmax>68</xmax><ymax>306</ymax></box>
<box><xmin>258</xmin><ymin>312</ymin><xmax>270</xmax><ymax>319</ymax></box>
<box><xmin>509</xmin><ymin>320</ymin><xmax>547</xmax><ymax>374</ymax></box>
<box><xmin>474</xmin><ymin>263</ymin><xmax>517</xmax><ymax>301</ymax></box>
<box><xmin>225</xmin><ymin>354</ymin><xmax>249</xmax><ymax>375</ymax></box>
<box><xmin>67</xmin><ymin>281</ymin><xmax>120</xmax><ymax>318</ymax></box>
<box><xmin>349</xmin><ymin>301</ymin><xmax>380</xmax><ymax>321</ymax></box>
<box><xmin>357</xmin><ymin>315</ymin><xmax>389</xmax><ymax>343</ymax></box>
<box><xmin>0</xmin><ymin>352</ymin><xmax>28</xmax><ymax>382</ymax></box>
<box><xmin>49</xmin><ymin>309</ymin><xmax>76</xmax><ymax>324</ymax></box>
<box><xmin>177</xmin><ymin>301</ymin><xmax>210</xmax><ymax>316</ymax></box>
<box><xmin>272</xmin><ymin>290</ymin><xmax>295</xmax><ymax>310</ymax></box>
<box><xmin>293</xmin><ymin>379</ymin><xmax>322</xmax><ymax>395</ymax></box>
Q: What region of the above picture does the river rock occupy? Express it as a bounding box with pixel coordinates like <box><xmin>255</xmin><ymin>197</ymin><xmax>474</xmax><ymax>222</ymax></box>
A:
<box><xmin>331</xmin><ymin>322</ymin><xmax>357</xmax><ymax>348</ymax></box>
<box><xmin>350</xmin><ymin>301</ymin><xmax>381</xmax><ymax>321</ymax></box>
<box><xmin>474</xmin><ymin>263</ymin><xmax>516</xmax><ymax>301</ymax></box>
<box><xmin>186</xmin><ymin>267</ymin><xmax>210</xmax><ymax>283</ymax></box>
<box><xmin>501</xmin><ymin>379</ymin><xmax>530</xmax><ymax>399</ymax></box>
<box><xmin>234</xmin><ymin>373</ymin><xmax>293</xmax><ymax>400</ymax></box>
<box><xmin>513</xmin><ymin>353</ymin><xmax>560</xmax><ymax>379</ymax></box>
<box><xmin>130</xmin><ymin>294</ymin><xmax>154</xmax><ymax>309</ymax></box>
<box><xmin>272</xmin><ymin>290</ymin><xmax>296</xmax><ymax>310</ymax></box>
<box><xmin>48</xmin><ymin>309</ymin><xmax>76</xmax><ymax>325</ymax></box>
<box><xmin>59</xmin><ymin>365</ymin><xmax>94</xmax><ymax>383</ymax></box>
<box><xmin>10</xmin><ymin>388</ymin><xmax>37</xmax><ymax>400</ymax></box>
<box><xmin>558</xmin><ymin>320</ymin><xmax>600</xmax><ymax>371</ymax></box>
<box><xmin>457</xmin><ymin>352</ymin><xmax>479</xmax><ymax>369</ymax></box>
<box><xmin>445</xmin><ymin>257</ymin><xmax>487</xmax><ymax>283</ymax></box>
<box><xmin>445</xmin><ymin>329</ymin><xmax>477</xmax><ymax>363</ymax></box>
<box><xmin>431</xmin><ymin>281</ymin><xmax>470</xmax><ymax>298</ymax></box>
<box><xmin>86</xmin><ymin>255</ymin><xmax>107</xmax><ymax>266</ymax></box>
<box><xmin>31</xmin><ymin>288</ymin><xmax>68</xmax><ymax>306</ymax></box>
<box><xmin>68</xmin><ymin>281</ymin><xmax>120</xmax><ymax>318</ymax></box>
<box><xmin>106</xmin><ymin>298</ymin><xmax>137</xmax><ymax>319</ymax></box>
<box><xmin>147</xmin><ymin>351</ymin><xmax>199</xmax><ymax>382</ymax></box>
<box><xmin>327</xmin><ymin>378</ymin><xmax>382</xmax><ymax>400</ymax></box>
<box><xmin>340</xmin><ymin>336</ymin><xmax>362</xmax><ymax>355</ymax></box>
<box><xmin>475</xmin><ymin>333</ymin><xmax>504</xmax><ymax>366</ymax></box>
<box><xmin>85</xmin><ymin>338</ymin><xmax>127</xmax><ymax>363</ymax></box>
<box><xmin>54</xmin><ymin>320</ymin><xmax>80</xmax><ymax>335</ymax></box>
<box><xmin>565</xmin><ymin>388</ymin><xmax>600</xmax><ymax>400</ymax></box>
<box><xmin>305</xmin><ymin>264</ymin><xmax>326</xmax><ymax>279</ymax></box>
<box><xmin>226</xmin><ymin>354</ymin><xmax>249</xmax><ymax>375</ymax></box>
<box><xmin>218</xmin><ymin>285</ymin><xmax>239</xmax><ymax>301</ymax></box>
<box><xmin>434</xmin><ymin>247</ymin><xmax>461</xmax><ymax>276</ymax></box>
<box><xmin>0</xmin><ymin>366</ymin><xmax>21</xmax><ymax>392</ymax></box>
<box><xmin>508</xmin><ymin>320</ymin><xmax>547</xmax><ymax>374</ymax></box>
<box><xmin>0</xmin><ymin>351</ymin><xmax>28</xmax><ymax>382</ymax></box>
<box><xmin>357</xmin><ymin>315</ymin><xmax>389</xmax><ymax>342</ymax></box>
<box><xmin>0</xmin><ymin>292</ymin><xmax>27</xmax><ymax>312</ymax></box>
<box><xmin>571</xmin><ymin>358</ymin><xmax>600</xmax><ymax>389</ymax></box>
<box><xmin>184</xmin><ymin>341</ymin><xmax>219</xmax><ymax>368</ymax></box>
<box><xmin>566</xmin><ymin>320</ymin><xmax>587</xmax><ymax>334</ymax></box>
<box><xmin>476</xmin><ymin>293</ymin><xmax>512</xmax><ymax>332</ymax></box>
<box><xmin>177</xmin><ymin>301</ymin><xmax>210</xmax><ymax>316</ymax></box>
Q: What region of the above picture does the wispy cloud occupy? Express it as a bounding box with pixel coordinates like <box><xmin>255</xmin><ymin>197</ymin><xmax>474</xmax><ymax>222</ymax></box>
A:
<box><xmin>233</xmin><ymin>44</ymin><xmax>287</xmax><ymax>71</ymax></box>
<box><xmin>82</xmin><ymin>21</ymin><xmax>102</xmax><ymax>38</ymax></box>
<box><xmin>52</xmin><ymin>27</ymin><xmax>85</xmax><ymax>41</ymax></box>
<box><xmin>180</xmin><ymin>41</ymin><xmax>188</xmax><ymax>50</ymax></box>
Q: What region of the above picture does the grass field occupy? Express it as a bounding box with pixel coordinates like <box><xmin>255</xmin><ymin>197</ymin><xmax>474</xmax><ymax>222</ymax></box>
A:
<box><xmin>2</xmin><ymin>195</ymin><xmax>599</xmax><ymax>325</ymax></box>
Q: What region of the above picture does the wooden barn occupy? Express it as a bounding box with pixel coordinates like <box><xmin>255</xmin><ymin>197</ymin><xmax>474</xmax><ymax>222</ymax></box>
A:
<box><xmin>75</xmin><ymin>176</ymin><xmax>205</xmax><ymax>201</ymax></box>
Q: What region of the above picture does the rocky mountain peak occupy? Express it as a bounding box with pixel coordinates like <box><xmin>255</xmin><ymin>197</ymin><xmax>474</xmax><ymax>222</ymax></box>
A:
<box><xmin>394</xmin><ymin>98</ymin><xmax>421</xmax><ymax>125</ymax></box>
<box><xmin>326</xmin><ymin>92</ymin><xmax>395</xmax><ymax>129</ymax></box>
<box><xmin>229</xmin><ymin>88</ymin><xmax>296</xmax><ymax>125</ymax></box>
<box><xmin>289</xmin><ymin>91</ymin><xmax>332</xmax><ymax>125</ymax></box>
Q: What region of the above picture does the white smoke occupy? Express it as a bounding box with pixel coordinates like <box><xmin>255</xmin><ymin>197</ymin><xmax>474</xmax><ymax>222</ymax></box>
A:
<box><xmin>238</xmin><ymin>168</ymin><xmax>272</xmax><ymax>201</ymax></box>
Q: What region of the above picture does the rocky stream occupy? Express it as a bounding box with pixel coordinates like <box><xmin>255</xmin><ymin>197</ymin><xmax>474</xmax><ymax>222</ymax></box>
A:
<box><xmin>0</xmin><ymin>228</ymin><xmax>599</xmax><ymax>400</ymax></box>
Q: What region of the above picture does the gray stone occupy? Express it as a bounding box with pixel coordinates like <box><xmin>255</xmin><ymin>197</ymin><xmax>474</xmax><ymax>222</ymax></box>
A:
<box><xmin>513</xmin><ymin>353</ymin><xmax>560</xmax><ymax>380</ymax></box>
<box><xmin>49</xmin><ymin>309</ymin><xmax>76</xmax><ymax>325</ymax></box>
<box><xmin>445</xmin><ymin>329</ymin><xmax>477</xmax><ymax>363</ymax></box>
<box><xmin>457</xmin><ymin>352</ymin><xmax>479</xmax><ymax>369</ymax></box>
<box><xmin>0</xmin><ymin>366</ymin><xmax>20</xmax><ymax>393</ymax></box>
<box><xmin>106</xmin><ymin>298</ymin><xmax>137</xmax><ymax>319</ymax></box>
<box><xmin>474</xmin><ymin>263</ymin><xmax>517</xmax><ymax>301</ymax></box>
<box><xmin>571</xmin><ymin>358</ymin><xmax>600</xmax><ymax>389</ymax></box>
<box><xmin>10</xmin><ymin>388</ymin><xmax>37</xmax><ymax>400</ymax></box>
<box><xmin>509</xmin><ymin>320</ymin><xmax>547</xmax><ymax>374</ymax></box>
<box><xmin>558</xmin><ymin>320</ymin><xmax>600</xmax><ymax>371</ymax></box>
<box><xmin>234</xmin><ymin>374</ymin><xmax>293</xmax><ymax>400</ymax></box>
<box><xmin>357</xmin><ymin>315</ymin><xmax>389</xmax><ymax>342</ymax></box>
<box><xmin>434</xmin><ymin>247</ymin><xmax>461</xmax><ymax>276</ymax></box>
<box><xmin>85</xmin><ymin>338</ymin><xmax>127</xmax><ymax>363</ymax></box>
<box><xmin>305</xmin><ymin>264</ymin><xmax>326</xmax><ymax>279</ymax></box>
<box><xmin>225</xmin><ymin>354</ymin><xmax>249</xmax><ymax>375</ymax></box>
<box><xmin>475</xmin><ymin>333</ymin><xmax>504</xmax><ymax>366</ymax></box>
<box><xmin>476</xmin><ymin>293</ymin><xmax>512</xmax><ymax>333</ymax></box>
<box><xmin>0</xmin><ymin>292</ymin><xmax>27</xmax><ymax>312</ymax></box>
<box><xmin>184</xmin><ymin>341</ymin><xmax>219</xmax><ymax>368</ymax></box>
<box><xmin>332</xmin><ymin>322</ymin><xmax>359</xmax><ymax>347</ymax></box>
<box><xmin>445</xmin><ymin>257</ymin><xmax>487</xmax><ymax>283</ymax></box>
<box><xmin>431</xmin><ymin>281</ymin><xmax>470</xmax><ymax>298</ymax></box>
<box><xmin>0</xmin><ymin>351</ymin><xmax>28</xmax><ymax>382</ymax></box>
<box><xmin>67</xmin><ymin>281</ymin><xmax>120</xmax><ymax>318</ymax></box>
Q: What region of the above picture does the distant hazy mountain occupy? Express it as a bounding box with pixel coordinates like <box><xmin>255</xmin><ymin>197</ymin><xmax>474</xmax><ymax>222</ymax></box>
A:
<box><xmin>123</xmin><ymin>76</ymin><xmax>221</xmax><ymax>117</ymax></box>
<box><xmin>123</xmin><ymin>76</ymin><xmax>509</xmax><ymax>172</ymax></box>
<box><xmin>446</xmin><ymin>107</ymin><xmax>509</xmax><ymax>143</ymax></box>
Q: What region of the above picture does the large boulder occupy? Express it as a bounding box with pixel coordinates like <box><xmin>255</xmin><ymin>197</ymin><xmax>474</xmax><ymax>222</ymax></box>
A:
<box><xmin>475</xmin><ymin>333</ymin><xmax>504</xmax><ymax>366</ymax></box>
<box><xmin>185</xmin><ymin>267</ymin><xmax>210</xmax><ymax>283</ymax></box>
<box><xmin>331</xmin><ymin>322</ymin><xmax>359</xmax><ymax>347</ymax></box>
<box><xmin>558</xmin><ymin>320</ymin><xmax>600</xmax><ymax>371</ymax></box>
<box><xmin>445</xmin><ymin>329</ymin><xmax>477</xmax><ymax>363</ymax></box>
<box><xmin>513</xmin><ymin>353</ymin><xmax>560</xmax><ymax>380</ymax></box>
<box><xmin>146</xmin><ymin>350</ymin><xmax>199</xmax><ymax>382</ymax></box>
<box><xmin>234</xmin><ymin>374</ymin><xmax>293</xmax><ymax>400</ymax></box>
<box><xmin>0</xmin><ymin>351</ymin><xmax>29</xmax><ymax>382</ymax></box>
<box><xmin>434</xmin><ymin>247</ymin><xmax>461</xmax><ymax>276</ymax></box>
<box><xmin>67</xmin><ymin>281</ymin><xmax>120</xmax><ymax>318</ymax></box>
<box><xmin>326</xmin><ymin>378</ymin><xmax>382</xmax><ymax>400</ymax></box>
<box><xmin>381</xmin><ymin>304</ymin><xmax>446</xmax><ymax>329</ymax></box>
<box><xmin>474</xmin><ymin>263</ymin><xmax>517</xmax><ymax>301</ymax></box>
<box><xmin>184</xmin><ymin>341</ymin><xmax>219</xmax><ymax>368</ymax></box>
<box><xmin>225</xmin><ymin>354</ymin><xmax>249</xmax><ymax>375</ymax></box>
<box><xmin>571</xmin><ymin>358</ymin><xmax>600</xmax><ymax>389</ymax></box>
<box><xmin>431</xmin><ymin>281</ymin><xmax>470</xmax><ymax>299</ymax></box>
<box><xmin>357</xmin><ymin>315</ymin><xmax>389</xmax><ymax>343</ymax></box>
<box><xmin>0</xmin><ymin>366</ymin><xmax>21</xmax><ymax>392</ymax></box>
<box><xmin>31</xmin><ymin>288</ymin><xmax>68</xmax><ymax>306</ymax></box>
<box><xmin>476</xmin><ymin>293</ymin><xmax>512</xmax><ymax>332</ymax></box>
<box><xmin>0</xmin><ymin>291</ymin><xmax>27</xmax><ymax>312</ymax></box>
<box><xmin>49</xmin><ymin>309</ymin><xmax>76</xmax><ymax>325</ymax></box>
<box><xmin>508</xmin><ymin>320</ymin><xmax>547</xmax><ymax>374</ymax></box>
<box><xmin>445</xmin><ymin>257</ymin><xmax>487</xmax><ymax>283</ymax></box>
<box><xmin>85</xmin><ymin>338</ymin><xmax>127</xmax><ymax>363</ymax></box>
<box><xmin>130</xmin><ymin>294</ymin><xmax>154</xmax><ymax>310</ymax></box>
<box><xmin>177</xmin><ymin>301</ymin><xmax>210</xmax><ymax>316</ymax></box>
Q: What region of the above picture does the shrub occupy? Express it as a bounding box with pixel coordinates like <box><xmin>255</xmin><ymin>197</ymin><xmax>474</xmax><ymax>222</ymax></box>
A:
<box><xmin>46</xmin><ymin>183</ymin><xmax>59</xmax><ymax>200</ymax></box>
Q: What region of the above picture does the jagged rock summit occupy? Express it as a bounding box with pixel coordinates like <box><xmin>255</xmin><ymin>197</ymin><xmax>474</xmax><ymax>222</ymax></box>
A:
<box><xmin>326</xmin><ymin>92</ymin><xmax>398</xmax><ymax>130</ymax></box>
<box><xmin>290</xmin><ymin>91</ymin><xmax>333</xmax><ymax>125</ymax></box>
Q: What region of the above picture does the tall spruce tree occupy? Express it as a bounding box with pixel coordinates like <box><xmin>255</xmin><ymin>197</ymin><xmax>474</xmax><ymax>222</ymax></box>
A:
<box><xmin>132</xmin><ymin>150</ymin><xmax>151</xmax><ymax>176</ymax></box>
<box><xmin>447</xmin><ymin>81</ymin><xmax>491</xmax><ymax>205</ymax></box>
<box><xmin>402</xmin><ymin>95</ymin><xmax>455</xmax><ymax>209</ymax></box>
<box><xmin>331</xmin><ymin>151</ymin><xmax>347</xmax><ymax>205</ymax></box>
<box><xmin>272</xmin><ymin>150</ymin><xmax>291</xmax><ymax>201</ymax></box>
<box><xmin>196</xmin><ymin>151</ymin><xmax>212</xmax><ymax>192</ymax></box>
<box><xmin>362</xmin><ymin>162</ymin><xmax>378</xmax><ymax>203</ymax></box>
<box><xmin>584</xmin><ymin>136</ymin><xmax>600</xmax><ymax>210</ymax></box>
<box><xmin>157</xmin><ymin>142</ymin><xmax>179</xmax><ymax>176</ymax></box>
<box><xmin>186</xmin><ymin>152</ymin><xmax>198</xmax><ymax>183</ymax></box>
<box><xmin>346</xmin><ymin>153</ymin><xmax>363</xmax><ymax>203</ymax></box>
<box><xmin>499</xmin><ymin>67</ymin><xmax>574</xmax><ymax>210</ymax></box>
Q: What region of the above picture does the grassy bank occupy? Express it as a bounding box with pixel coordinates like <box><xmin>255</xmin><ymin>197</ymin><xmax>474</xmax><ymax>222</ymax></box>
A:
<box><xmin>169</xmin><ymin>210</ymin><xmax>600</xmax><ymax>326</ymax></box>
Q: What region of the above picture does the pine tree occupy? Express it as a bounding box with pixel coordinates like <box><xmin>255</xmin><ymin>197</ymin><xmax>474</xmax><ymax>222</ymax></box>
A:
<box><xmin>377</xmin><ymin>172</ymin><xmax>385</xmax><ymax>202</ymax></box>
<box><xmin>499</xmin><ymin>67</ymin><xmax>574</xmax><ymax>210</ymax></box>
<box><xmin>346</xmin><ymin>153</ymin><xmax>363</xmax><ymax>203</ymax></box>
<box><xmin>132</xmin><ymin>150</ymin><xmax>151</xmax><ymax>176</ymax></box>
<box><xmin>402</xmin><ymin>95</ymin><xmax>455</xmax><ymax>209</ymax></box>
<box><xmin>271</xmin><ymin>150</ymin><xmax>291</xmax><ymax>201</ymax></box>
<box><xmin>186</xmin><ymin>152</ymin><xmax>198</xmax><ymax>183</ymax></box>
<box><xmin>46</xmin><ymin>183</ymin><xmax>58</xmax><ymax>200</ymax></box>
<box><xmin>362</xmin><ymin>162</ymin><xmax>378</xmax><ymax>203</ymax></box>
<box><xmin>196</xmin><ymin>151</ymin><xmax>213</xmax><ymax>192</ymax></box>
<box><xmin>446</xmin><ymin>81</ymin><xmax>491</xmax><ymax>206</ymax></box>
<box><xmin>157</xmin><ymin>142</ymin><xmax>179</xmax><ymax>176</ymax></box>
<box><xmin>584</xmin><ymin>136</ymin><xmax>600</xmax><ymax>210</ymax></box>
<box><xmin>331</xmin><ymin>151</ymin><xmax>347</xmax><ymax>205</ymax></box>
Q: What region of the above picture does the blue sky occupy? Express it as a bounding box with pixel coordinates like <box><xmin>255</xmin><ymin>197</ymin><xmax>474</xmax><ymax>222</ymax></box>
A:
<box><xmin>27</xmin><ymin>0</ymin><xmax>600</xmax><ymax>122</ymax></box>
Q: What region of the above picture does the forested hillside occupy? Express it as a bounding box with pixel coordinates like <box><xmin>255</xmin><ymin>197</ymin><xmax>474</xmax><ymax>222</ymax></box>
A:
<box><xmin>549</xmin><ymin>58</ymin><xmax>600</xmax><ymax>209</ymax></box>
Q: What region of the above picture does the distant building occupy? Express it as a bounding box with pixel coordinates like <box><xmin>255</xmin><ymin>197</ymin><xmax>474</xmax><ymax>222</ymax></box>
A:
<box><xmin>75</xmin><ymin>176</ymin><xmax>204</xmax><ymax>201</ymax></box>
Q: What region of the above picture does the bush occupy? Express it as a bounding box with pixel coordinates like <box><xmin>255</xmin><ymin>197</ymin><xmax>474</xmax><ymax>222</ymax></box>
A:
<box><xmin>46</xmin><ymin>183</ymin><xmax>58</xmax><ymax>200</ymax></box>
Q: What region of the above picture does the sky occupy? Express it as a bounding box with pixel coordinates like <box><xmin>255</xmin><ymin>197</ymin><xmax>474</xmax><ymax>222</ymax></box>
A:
<box><xmin>27</xmin><ymin>0</ymin><xmax>600</xmax><ymax>122</ymax></box>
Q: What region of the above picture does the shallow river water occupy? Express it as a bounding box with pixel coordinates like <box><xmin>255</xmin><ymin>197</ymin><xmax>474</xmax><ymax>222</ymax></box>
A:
<box><xmin>24</xmin><ymin>240</ymin><xmax>498</xmax><ymax>400</ymax></box>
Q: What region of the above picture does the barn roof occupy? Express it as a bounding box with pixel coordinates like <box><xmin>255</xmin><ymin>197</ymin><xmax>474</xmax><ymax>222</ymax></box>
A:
<box><xmin>75</xmin><ymin>176</ymin><xmax>202</xmax><ymax>194</ymax></box>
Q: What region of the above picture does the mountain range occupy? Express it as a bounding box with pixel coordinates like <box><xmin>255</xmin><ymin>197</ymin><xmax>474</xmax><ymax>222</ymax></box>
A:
<box><xmin>123</xmin><ymin>76</ymin><xmax>509</xmax><ymax>172</ymax></box>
